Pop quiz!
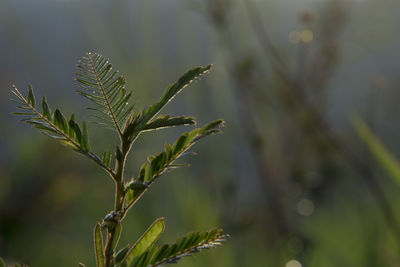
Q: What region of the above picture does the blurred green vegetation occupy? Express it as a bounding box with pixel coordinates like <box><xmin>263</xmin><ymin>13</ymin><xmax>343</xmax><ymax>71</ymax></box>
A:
<box><xmin>1</xmin><ymin>0</ymin><xmax>400</xmax><ymax>266</ymax></box>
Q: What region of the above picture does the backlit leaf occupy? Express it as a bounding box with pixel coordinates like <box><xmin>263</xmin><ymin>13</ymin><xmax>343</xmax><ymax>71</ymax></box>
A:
<box><xmin>112</xmin><ymin>223</ymin><xmax>122</xmax><ymax>252</ymax></box>
<box><xmin>81</xmin><ymin>121</ymin><xmax>90</xmax><ymax>151</ymax></box>
<box><xmin>142</xmin><ymin>115</ymin><xmax>196</xmax><ymax>132</ymax></box>
<box><xmin>124</xmin><ymin>218</ymin><xmax>165</xmax><ymax>265</ymax></box>
<box><xmin>54</xmin><ymin>109</ymin><xmax>68</xmax><ymax>133</ymax></box>
<box><xmin>75</xmin><ymin>52</ymin><xmax>133</xmax><ymax>135</ymax></box>
<box><xmin>27</xmin><ymin>85</ymin><xmax>35</xmax><ymax>107</ymax></box>
<box><xmin>41</xmin><ymin>96</ymin><xmax>51</xmax><ymax>120</ymax></box>
<box><xmin>68</xmin><ymin>119</ymin><xmax>82</xmax><ymax>144</ymax></box>
<box><xmin>123</xmin><ymin>65</ymin><xmax>211</xmax><ymax>142</ymax></box>
<box><xmin>115</xmin><ymin>246</ymin><xmax>131</xmax><ymax>265</ymax></box>
<box><xmin>130</xmin><ymin>229</ymin><xmax>229</xmax><ymax>267</ymax></box>
<box><xmin>94</xmin><ymin>222</ymin><xmax>105</xmax><ymax>267</ymax></box>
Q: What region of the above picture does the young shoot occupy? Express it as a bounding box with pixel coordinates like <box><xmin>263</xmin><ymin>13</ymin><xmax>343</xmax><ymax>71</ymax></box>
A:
<box><xmin>6</xmin><ymin>52</ymin><xmax>229</xmax><ymax>267</ymax></box>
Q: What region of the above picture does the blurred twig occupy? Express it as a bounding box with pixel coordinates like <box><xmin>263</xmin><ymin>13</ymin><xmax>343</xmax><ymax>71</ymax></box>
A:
<box><xmin>206</xmin><ymin>0</ymin><xmax>294</xmax><ymax>247</ymax></box>
<box><xmin>242</xmin><ymin>0</ymin><xmax>400</xmax><ymax>243</ymax></box>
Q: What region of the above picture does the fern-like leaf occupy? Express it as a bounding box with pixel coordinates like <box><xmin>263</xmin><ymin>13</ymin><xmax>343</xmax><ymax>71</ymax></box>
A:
<box><xmin>123</xmin><ymin>65</ymin><xmax>212</xmax><ymax>142</ymax></box>
<box><xmin>124</xmin><ymin>119</ymin><xmax>224</xmax><ymax>210</ymax></box>
<box><xmin>141</xmin><ymin>115</ymin><xmax>196</xmax><ymax>132</ymax></box>
<box><xmin>12</xmin><ymin>86</ymin><xmax>89</xmax><ymax>151</ymax></box>
<box><xmin>129</xmin><ymin>229</ymin><xmax>229</xmax><ymax>267</ymax></box>
<box><xmin>11</xmin><ymin>85</ymin><xmax>114</xmax><ymax>176</ymax></box>
<box><xmin>75</xmin><ymin>52</ymin><xmax>133</xmax><ymax>137</ymax></box>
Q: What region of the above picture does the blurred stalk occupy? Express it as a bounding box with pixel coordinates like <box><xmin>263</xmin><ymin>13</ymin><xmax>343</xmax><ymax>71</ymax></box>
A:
<box><xmin>243</xmin><ymin>0</ymin><xmax>400</xmax><ymax>246</ymax></box>
<box><xmin>206</xmin><ymin>1</ymin><xmax>296</xmax><ymax>265</ymax></box>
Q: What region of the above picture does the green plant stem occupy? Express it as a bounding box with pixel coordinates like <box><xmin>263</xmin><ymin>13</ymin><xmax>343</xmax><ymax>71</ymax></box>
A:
<box><xmin>104</xmin><ymin>140</ymin><xmax>130</xmax><ymax>267</ymax></box>
<box><xmin>104</xmin><ymin>229</ymin><xmax>116</xmax><ymax>267</ymax></box>
<box><xmin>114</xmin><ymin>159</ymin><xmax>125</xmax><ymax>212</ymax></box>
<box><xmin>121</xmin><ymin>143</ymin><xmax>191</xmax><ymax>219</ymax></box>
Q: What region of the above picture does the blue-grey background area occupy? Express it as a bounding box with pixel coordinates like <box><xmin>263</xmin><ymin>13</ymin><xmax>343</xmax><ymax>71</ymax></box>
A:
<box><xmin>1</xmin><ymin>0</ymin><xmax>400</xmax><ymax>266</ymax></box>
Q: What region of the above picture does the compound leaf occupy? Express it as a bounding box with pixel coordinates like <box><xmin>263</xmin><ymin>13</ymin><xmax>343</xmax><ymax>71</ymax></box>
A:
<box><xmin>141</xmin><ymin>115</ymin><xmax>196</xmax><ymax>132</ymax></box>
<box><xmin>130</xmin><ymin>229</ymin><xmax>229</xmax><ymax>267</ymax></box>
<box><xmin>12</xmin><ymin>86</ymin><xmax>89</xmax><ymax>153</ymax></box>
<box><xmin>143</xmin><ymin>65</ymin><xmax>212</xmax><ymax>120</ymax></box>
<box><xmin>75</xmin><ymin>52</ymin><xmax>133</xmax><ymax>136</ymax></box>
<box><xmin>125</xmin><ymin>120</ymin><xmax>224</xmax><ymax>209</ymax></box>
<box><xmin>124</xmin><ymin>218</ymin><xmax>165</xmax><ymax>266</ymax></box>
<box><xmin>11</xmin><ymin>86</ymin><xmax>115</xmax><ymax>176</ymax></box>
<box><xmin>123</xmin><ymin>65</ymin><xmax>211</xmax><ymax>142</ymax></box>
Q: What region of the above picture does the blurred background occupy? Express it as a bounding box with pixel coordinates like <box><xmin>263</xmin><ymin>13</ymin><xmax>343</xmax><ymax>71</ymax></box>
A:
<box><xmin>1</xmin><ymin>0</ymin><xmax>400</xmax><ymax>266</ymax></box>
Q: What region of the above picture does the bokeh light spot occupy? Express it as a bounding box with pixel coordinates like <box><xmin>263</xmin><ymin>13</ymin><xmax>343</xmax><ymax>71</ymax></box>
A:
<box><xmin>297</xmin><ymin>198</ymin><xmax>314</xmax><ymax>216</ymax></box>
<box><xmin>286</xmin><ymin>259</ymin><xmax>302</xmax><ymax>267</ymax></box>
<box><xmin>300</xmin><ymin>29</ymin><xmax>314</xmax><ymax>43</ymax></box>
<box><xmin>289</xmin><ymin>29</ymin><xmax>314</xmax><ymax>44</ymax></box>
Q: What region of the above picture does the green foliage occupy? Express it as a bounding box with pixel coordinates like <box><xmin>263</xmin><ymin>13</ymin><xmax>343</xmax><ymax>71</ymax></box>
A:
<box><xmin>122</xmin><ymin>65</ymin><xmax>211</xmax><ymax>143</ymax></box>
<box><xmin>352</xmin><ymin>114</ymin><xmax>400</xmax><ymax>186</ymax></box>
<box><xmin>122</xmin><ymin>218</ymin><xmax>165</xmax><ymax>266</ymax></box>
<box><xmin>75</xmin><ymin>52</ymin><xmax>133</xmax><ymax>135</ymax></box>
<box><xmin>141</xmin><ymin>115</ymin><xmax>196</xmax><ymax>132</ymax></box>
<box><xmin>94</xmin><ymin>222</ymin><xmax>105</xmax><ymax>267</ymax></box>
<box><xmin>112</xmin><ymin>224</ymin><xmax>123</xmax><ymax>252</ymax></box>
<box><xmin>11</xmin><ymin>52</ymin><xmax>228</xmax><ymax>267</ymax></box>
<box><xmin>124</xmin><ymin>120</ymin><xmax>224</xmax><ymax>208</ymax></box>
<box><xmin>130</xmin><ymin>229</ymin><xmax>229</xmax><ymax>267</ymax></box>
<box><xmin>12</xmin><ymin>85</ymin><xmax>113</xmax><ymax>176</ymax></box>
<box><xmin>0</xmin><ymin>257</ymin><xmax>5</xmax><ymax>267</ymax></box>
<box><xmin>12</xmin><ymin>86</ymin><xmax>88</xmax><ymax>152</ymax></box>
